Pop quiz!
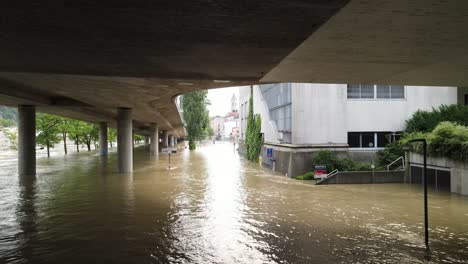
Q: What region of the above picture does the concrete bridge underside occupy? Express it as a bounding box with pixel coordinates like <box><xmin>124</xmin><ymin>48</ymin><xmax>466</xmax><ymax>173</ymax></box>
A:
<box><xmin>2</xmin><ymin>0</ymin><xmax>468</xmax><ymax>173</ymax></box>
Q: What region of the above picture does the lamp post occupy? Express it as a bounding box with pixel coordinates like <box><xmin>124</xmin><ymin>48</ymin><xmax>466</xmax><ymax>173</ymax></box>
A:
<box><xmin>407</xmin><ymin>138</ymin><xmax>430</xmax><ymax>259</ymax></box>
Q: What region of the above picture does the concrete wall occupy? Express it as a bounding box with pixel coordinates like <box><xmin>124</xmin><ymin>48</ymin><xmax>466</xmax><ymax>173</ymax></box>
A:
<box><xmin>260</xmin><ymin>143</ymin><xmax>350</xmax><ymax>177</ymax></box>
<box><xmin>239</xmin><ymin>86</ymin><xmax>250</xmax><ymax>141</ymax></box>
<box><xmin>408</xmin><ymin>153</ymin><xmax>468</xmax><ymax>196</ymax></box>
<box><xmin>316</xmin><ymin>171</ymin><xmax>405</xmax><ymax>185</ymax></box>
<box><xmin>291</xmin><ymin>83</ymin><xmax>348</xmax><ymax>145</ymax></box>
<box><xmin>291</xmin><ymin>84</ymin><xmax>457</xmax><ymax>145</ymax></box>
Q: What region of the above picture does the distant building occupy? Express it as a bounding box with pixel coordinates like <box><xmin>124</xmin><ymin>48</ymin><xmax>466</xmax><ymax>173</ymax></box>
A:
<box><xmin>210</xmin><ymin>93</ymin><xmax>240</xmax><ymax>140</ymax></box>
<box><xmin>239</xmin><ymin>83</ymin><xmax>458</xmax><ymax>177</ymax></box>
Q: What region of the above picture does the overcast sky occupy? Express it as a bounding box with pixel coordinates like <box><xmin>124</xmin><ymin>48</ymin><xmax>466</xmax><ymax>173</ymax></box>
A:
<box><xmin>207</xmin><ymin>86</ymin><xmax>241</xmax><ymax>117</ymax></box>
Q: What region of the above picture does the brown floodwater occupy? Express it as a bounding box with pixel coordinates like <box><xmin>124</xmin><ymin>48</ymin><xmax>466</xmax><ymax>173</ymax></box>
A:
<box><xmin>0</xmin><ymin>142</ymin><xmax>467</xmax><ymax>263</ymax></box>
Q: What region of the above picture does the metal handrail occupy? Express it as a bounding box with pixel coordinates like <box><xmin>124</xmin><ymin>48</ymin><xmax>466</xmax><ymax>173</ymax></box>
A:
<box><xmin>326</xmin><ymin>169</ymin><xmax>339</xmax><ymax>178</ymax></box>
<box><xmin>386</xmin><ymin>156</ymin><xmax>405</xmax><ymax>171</ymax></box>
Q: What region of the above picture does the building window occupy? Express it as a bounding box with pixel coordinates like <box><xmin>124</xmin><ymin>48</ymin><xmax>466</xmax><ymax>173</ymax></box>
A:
<box><xmin>348</xmin><ymin>84</ymin><xmax>374</xmax><ymax>99</ymax></box>
<box><xmin>348</xmin><ymin>132</ymin><xmax>402</xmax><ymax>148</ymax></box>
<box><xmin>260</xmin><ymin>83</ymin><xmax>292</xmax><ymax>133</ymax></box>
<box><xmin>348</xmin><ymin>84</ymin><xmax>405</xmax><ymax>99</ymax></box>
<box><xmin>376</xmin><ymin>85</ymin><xmax>404</xmax><ymax>99</ymax></box>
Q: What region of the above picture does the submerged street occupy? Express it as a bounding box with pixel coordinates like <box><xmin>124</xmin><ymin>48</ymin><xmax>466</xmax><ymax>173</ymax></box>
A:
<box><xmin>0</xmin><ymin>142</ymin><xmax>467</xmax><ymax>263</ymax></box>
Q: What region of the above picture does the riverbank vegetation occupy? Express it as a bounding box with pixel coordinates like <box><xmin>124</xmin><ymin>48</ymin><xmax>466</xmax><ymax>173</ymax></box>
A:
<box><xmin>181</xmin><ymin>91</ymin><xmax>211</xmax><ymax>150</ymax></box>
<box><xmin>376</xmin><ymin>104</ymin><xmax>468</xmax><ymax>166</ymax></box>
<box><xmin>1</xmin><ymin>111</ymin><xmax>131</xmax><ymax>157</ymax></box>
<box><xmin>245</xmin><ymin>86</ymin><xmax>263</xmax><ymax>161</ymax></box>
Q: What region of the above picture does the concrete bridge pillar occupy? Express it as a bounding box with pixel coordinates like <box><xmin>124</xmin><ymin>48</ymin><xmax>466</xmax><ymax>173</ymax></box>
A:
<box><xmin>144</xmin><ymin>136</ymin><xmax>149</xmax><ymax>145</ymax></box>
<box><xmin>168</xmin><ymin>135</ymin><xmax>173</xmax><ymax>147</ymax></box>
<box><xmin>117</xmin><ymin>108</ymin><xmax>133</xmax><ymax>173</ymax></box>
<box><xmin>163</xmin><ymin>130</ymin><xmax>168</xmax><ymax>148</ymax></box>
<box><xmin>150</xmin><ymin>123</ymin><xmax>159</xmax><ymax>157</ymax></box>
<box><xmin>18</xmin><ymin>105</ymin><xmax>36</xmax><ymax>177</ymax></box>
<box><xmin>99</xmin><ymin>122</ymin><xmax>108</xmax><ymax>156</ymax></box>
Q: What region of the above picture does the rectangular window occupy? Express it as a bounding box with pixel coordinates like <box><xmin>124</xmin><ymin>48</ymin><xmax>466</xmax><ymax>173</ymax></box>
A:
<box><xmin>377</xmin><ymin>85</ymin><xmax>404</xmax><ymax>99</ymax></box>
<box><xmin>348</xmin><ymin>132</ymin><xmax>402</xmax><ymax>148</ymax></box>
<box><xmin>377</xmin><ymin>132</ymin><xmax>391</xmax><ymax>147</ymax></box>
<box><xmin>361</xmin><ymin>132</ymin><xmax>375</xmax><ymax>148</ymax></box>
<box><xmin>348</xmin><ymin>132</ymin><xmax>360</xmax><ymax>147</ymax></box>
<box><xmin>349</xmin><ymin>84</ymin><xmax>405</xmax><ymax>99</ymax></box>
<box><xmin>361</xmin><ymin>85</ymin><xmax>374</xmax><ymax>98</ymax></box>
<box><xmin>347</xmin><ymin>84</ymin><xmax>375</xmax><ymax>99</ymax></box>
<box><xmin>390</xmin><ymin>85</ymin><xmax>404</xmax><ymax>98</ymax></box>
<box><xmin>376</xmin><ymin>85</ymin><xmax>391</xmax><ymax>98</ymax></box>
<box><xmin>347</xmin><ymin>85</ymin><xmax>361</xmax><ymax>99</ymax></box>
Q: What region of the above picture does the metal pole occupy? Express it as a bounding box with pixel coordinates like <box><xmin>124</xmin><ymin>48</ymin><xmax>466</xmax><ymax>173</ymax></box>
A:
<box><xmin>423</xmin><ymin>140</ymin><xmax>430</xmax><ymax>259</ymax></box>
<box><xmin>408</xmin><ymin>139</ymin><xmax>430</xmax><ymax>259</ymax></box>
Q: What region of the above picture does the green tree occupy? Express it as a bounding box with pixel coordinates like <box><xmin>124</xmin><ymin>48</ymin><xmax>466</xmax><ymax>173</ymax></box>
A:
<box><xmin>57</xmin><ymin>117</ymin><xmax>73</xmax><ymax>154</ymax></box>
<box><xmin>0</xmin><ymin>117</ymin><xmax>14</xmax><ymax>128</ymax></box>
<box><xmin>0</xmin><ymin>106</ymin><xmax>17</xmax><ymax>124</ymax></box>
<box><xmin>36</xmin><ymin>113</ymin><xmax>61</xmax><ymax>157</ymax></box>
<box><xmin>134</xmin><ymin>134</ymin><xmax>145</xmax><ymax>144</ymax></box>
<box><xmin>108</xmin><ymin>128</ymin><xmax>117</xmax><ymax>148</ymax></box>
<box><xmin>69</xmin><ymin>120</ymin><xmax>86</xmax><ymax>152</ymax></box>
<box><xmin>181</xmin><ymin>90</ymin><xmax>210</xmax><ymax>150</ymax></box>
<box><xmin>80</xmin><ymin>123</ymin><xmax>99</xmax><ymax>151</ymax></box>
<box><xmin>405</xmin><ymin>104</ymin><xmax>468</xmax><ymax>133</ymax></box>
<box><xmin>3</xmin><ymin>128</ymin><xmax>17</xmax><ymax>150</ymax></box>
<box><xmin>245</xmin><ymin>86</ymin><xmax>263</xmax><ymax>161</ymax></box>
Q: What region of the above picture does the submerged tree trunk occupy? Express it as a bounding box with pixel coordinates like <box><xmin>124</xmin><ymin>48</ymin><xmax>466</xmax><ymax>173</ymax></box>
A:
<box><xmin>76</xmin><ymin>140</ymin><xmax>79</xmax><ymax>152</ymax></box>
<box><xmin>110</xmin><ymin>141</ymin><xmax>113</xmax><ymax>148</ymax></box>
<box><xmin>46</xmin><ymin>141</ymin><xmax>50</xmax><ymax>158</ymax></box>
<box><xmin>86</xmin><ymin>141</ymin><xmax>91</xmax><ymax>151</ymax></box>
<box><xmin>63</xmin><ymin>132</ymin><xmax>68</xmax><ymax>155</ymax></box>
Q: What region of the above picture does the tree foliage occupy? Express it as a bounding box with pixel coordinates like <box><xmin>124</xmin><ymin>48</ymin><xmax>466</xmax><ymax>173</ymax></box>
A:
<box><xmin>181</xmin><ymin>91</ymin><xmax>210</xmax><ymax>150</ymax></box>
<box><xmin>313</xmin><ymin>150</ymin><xmax>371</xmax><ymax>172</ymax></box>
<box><xmin>376</xmin><ymin>142</ymin><xmax>405</xmax><ymax>168</ymax></box>
<box><xmin>108</xmin><ymin>128</ymin><xmax>117</xmax><ymax>148</ymax></box>
<box><xmin>245</xmin><ymin>87</ymin><xmax>263</xmax><ymax>161</ymax></box>
<box><xmin>3</xmin><ymin>128</ymin><xmax>17</xmax><ymax>150</ymax></box>
<box><xmin>134</xmin><ymin>134</ymin><xmax>145</xmax><ymax>144</ymax></box>
<box><xmin>36</xmin><ymin>113</ymin><xmax>62</xmax><ymax>157</ymax></box>
<box><xmin>400</xmin><ymin>122</ymin><xmax>468</xmax><ymax>161</ymax></box>
<box><xmin>0</xmin><ymin>106</ymin><xmax>17</xmax><ymax>124</ymax></box>
<box><xmin>405</xmin><ymin>104</ymin><xmax>468</xmax><ymax>133</ymax></box>
<box><xmin>79</xmin><ymin>122</ymin><xmax>99</xmax><ymax>151</ymax></box>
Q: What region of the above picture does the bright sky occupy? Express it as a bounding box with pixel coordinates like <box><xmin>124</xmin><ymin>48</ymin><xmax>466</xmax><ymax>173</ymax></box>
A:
<box><xmin>207</xmin><ymin>86</ymin><xmax>240</xmax><ymax>117</ymax></box>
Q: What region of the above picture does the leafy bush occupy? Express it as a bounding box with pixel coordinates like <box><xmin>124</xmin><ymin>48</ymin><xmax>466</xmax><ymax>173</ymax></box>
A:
<box><xmin>294</xmin><ymin>171</ymin><xmax>315</xmax><ymax>180</ymax></box>
<box><xmin>313</xmin><ymin>150</ymin><xmax>372</xmax><ymax>172</ymax></box>
<box><xmin>400</xmin><ymin>122</ymin><xmax>468</xmax><ymax>161</ymax></box>
<box><xmin>376</xmin><ymin>142</ymin><xmax>404</xmax><ymax>168</ymax></box>
<box><xmin>405</xmin><ymin>104</ymin><xmax>468</xmax><ymax>133</ymax></box>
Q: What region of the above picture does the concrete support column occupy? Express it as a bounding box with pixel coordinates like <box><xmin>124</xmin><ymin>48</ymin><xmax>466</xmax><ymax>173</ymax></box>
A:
<box><xmin>99</xmin><ymin>122</ymin><xmax>108</xmax><ymax>156</ymax></box>
<box><xmin>117</xmin><ymin>108</ymin><xmax>133</xmax><ymax>173</ymax></box>
<box><xmin>18</xmin><ymin>105</ymin><xmax>36</xmax><ymax>176</ymax></box>
<box><xmin>150</xmin><ymin>123</ymin><xmax>159</xmax><ymax>157</ymax></box>
<box><xmin>163</xmin><ymin>130</ymin><xmax>168</xmax><ymax>148</ymax></box>
<box><xmin>144</xmin><ymin>136</ymin><xmax>149</xmax><ymax>145</ymax></box>
<box><xmin>168</xmin><ymin>135</ymin><xmax>173</xmax><ymax>147</ymax></box>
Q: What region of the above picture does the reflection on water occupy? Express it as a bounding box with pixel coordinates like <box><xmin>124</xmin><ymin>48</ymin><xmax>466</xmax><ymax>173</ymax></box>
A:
<box><xmin>0</xmin><ymin>142</ymin><xmax>467</xmax><ymax>263</ymax></box>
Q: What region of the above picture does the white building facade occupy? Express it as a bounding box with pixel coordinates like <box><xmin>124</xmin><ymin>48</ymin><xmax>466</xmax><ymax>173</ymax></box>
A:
<box><xmin>239</xmin><ymin>83</ymin><xmax>458</xmax><ymax>176</ymax></box>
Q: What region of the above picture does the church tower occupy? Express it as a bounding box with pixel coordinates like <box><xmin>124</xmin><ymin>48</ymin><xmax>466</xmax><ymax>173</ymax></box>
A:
<box><xmin>231</xmin><ymin>93</ymin><xmax>238</xmax><ymax>112</ymax></box>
